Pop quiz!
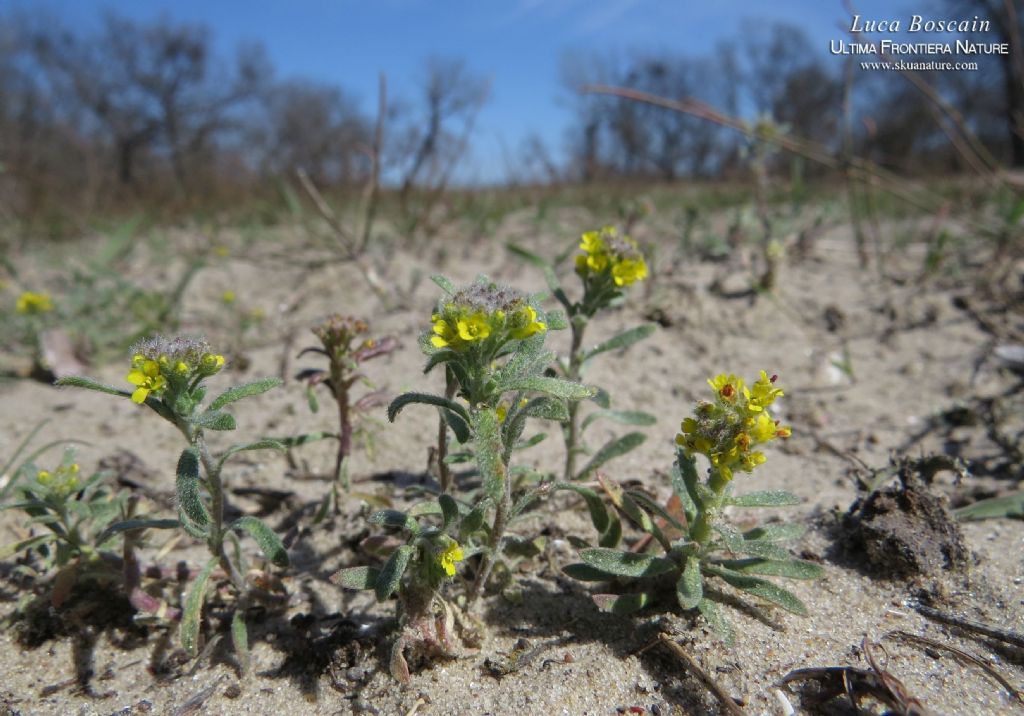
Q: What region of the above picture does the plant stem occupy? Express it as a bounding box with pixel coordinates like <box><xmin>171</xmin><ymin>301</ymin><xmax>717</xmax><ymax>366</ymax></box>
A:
<box><xmin>562</xmin><ymin>318</ymin><xmax>586</xmax><ymax>481</ymax></box>
<box><xmin>437</xmin><ymin>369</ymin><xmax>456</xmax><ymax>494</ymax></box>
<box><xmin>194</xmin><ymin>434</ymin><xmax>246</xmax><ymax>594</ymax></box>
<box><xmin>689</xmin><ymin>468</ymin><xmax>730</xmax><ymax>546</ymax></box>
<box><xmin>468</xmin><ymin>449</ymin><xmax>512</xmax><ymax>605</ymax></box>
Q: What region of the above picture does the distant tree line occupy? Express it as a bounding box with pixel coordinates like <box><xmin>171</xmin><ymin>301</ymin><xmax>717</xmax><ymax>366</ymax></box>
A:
<box><xmin>0</xmin><ymin>2</ymin><xmax>1019</xmax><ymax>227</ymax></box>
<box><xmin>561</xmin><ymin>6</ymin><xmax>1022</xmax><ymax>183</ymax></box>
<box><xmin>0</xmin><ymin>10</ymin><xmax>487</xmax><ymax>225</ymax></box>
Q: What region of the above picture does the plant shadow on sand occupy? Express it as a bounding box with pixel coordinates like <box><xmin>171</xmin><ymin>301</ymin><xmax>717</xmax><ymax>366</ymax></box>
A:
<box><xmin>476</xmin><ymin>573</ymin><xmax>785</xmax><ymax>715</ymax></box>
<box><xmin>7</xmin><ymin>578</ymin><xmax>149</xmax><ymax>698</ymax></box>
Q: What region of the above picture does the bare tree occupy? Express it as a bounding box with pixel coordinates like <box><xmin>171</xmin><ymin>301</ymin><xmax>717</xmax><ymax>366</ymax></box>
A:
<box><xmin>391</xmin><ymin>57</ymin><xmax>489</xmax><ymax>216</ymax></box>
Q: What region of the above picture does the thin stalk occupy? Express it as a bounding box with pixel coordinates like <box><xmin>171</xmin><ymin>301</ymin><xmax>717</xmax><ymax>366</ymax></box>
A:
<box><xmin>562</xmin><ymin>319</ymin><xmax>586</xmax><ymax>480</ymax></box>
<box><xmin>437</xmin><ymin>369</ymin><xmax>456</xmax><ymax>494</ymax></box>
<box><xmin>468</xmin><ymin>465</ymin><xmax>510</xmax><ymax>604</ymax></box>
<box><xmin>194</xmin><ymin>434</ymin><xmax>246</xmax><ymax>594</ymax></box>
<box><xmin>689</xmin><ymin>468</ymin><xmax>730</xmax><ymax>546</ymax></box>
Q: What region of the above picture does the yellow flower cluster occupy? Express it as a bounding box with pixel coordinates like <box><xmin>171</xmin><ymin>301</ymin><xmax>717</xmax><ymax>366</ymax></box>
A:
<box><xmin>676</xmin><ymin>371</ymin><xmax>792</xmax><ymax>481</ymax></box>
<box><xmin>430</xmin><ymin>281</ymin><xmax>546</xmax><ymax>352</ymax></box>
<box><xmin>125</xmin><ymin>337</ymin><xmax>225</xmax><ymax>404</ymax></box>
<box><xmin>37</xmin><ymin>462</ymin><xmax>80</xmax><ymax>497</ymax></box>
<box><xmin>575</xmin><ymin>226</ymin><xmax>648</xmax><ymax>287</ymax></box>
<box><xmin>16</xmin><ymin>291</ymin><xmax>54</xmax><ymax>315</ymax></box>
<box><xmin>438</xmin><ymin>540</ymin><xmax>465</xmax><ymax>577</ymax></box>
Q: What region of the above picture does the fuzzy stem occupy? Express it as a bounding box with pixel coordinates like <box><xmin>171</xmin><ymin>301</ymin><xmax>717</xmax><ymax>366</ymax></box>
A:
<box><xmin>468</xmin><ymin>477</ymin><xmax>509</xmax><ymax>605</ymax></box>
<box><xmin>562</xmin><ymin>318</ymin><xmax>586</xmax><ymax>481</ymax></box>
<box><xmin>689</xmin><ymin>468</ymin><xmax>731</xmax><ymax>546</ymax></box>
<box><xmin>437</xmin><ymin>369</ymin><xmax>456</xmax><ymax>494</ymax></box>
<box><xmin>194</xmin><ymin>434</ymin><xmax>246</xmax><ymax>594</ymax></box>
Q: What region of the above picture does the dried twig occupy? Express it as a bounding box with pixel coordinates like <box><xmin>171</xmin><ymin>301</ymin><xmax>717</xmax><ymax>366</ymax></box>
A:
<box><xmin>655</xmin><ymin>633</ymin><xmax>747</xmax><ymax>716</ymax></box>
<box><xmin>887</xmin><ymin>630</ymin><xmax>1023</xmax><ymax>705</ymax></box>
<box><xmin>914</xmin><ymin>603</ymin><xmax>1024</xmax><ymax>650</ymax></box>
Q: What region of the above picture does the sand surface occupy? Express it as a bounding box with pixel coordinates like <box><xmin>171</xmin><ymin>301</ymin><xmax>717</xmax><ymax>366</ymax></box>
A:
<box><xmin>1</xmin><ymin>208</ymin><xmax>1022</xmax><ymax>715</ymax></box>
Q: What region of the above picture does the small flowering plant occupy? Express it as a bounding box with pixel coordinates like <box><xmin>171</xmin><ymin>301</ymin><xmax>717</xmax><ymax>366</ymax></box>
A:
<box><xmin>9</xmin><ymin>290</ymin><xmax>57</xmax><ymax>369</ymax></box>
<box><xmin>564</xmin><ymin>371</ymin><xmax>823</xmax><ymax>642</ymax></box>
<box><xmin>296</xmin><ymin>315</ymin><xmax>398</xmax><ymax>511</ymax></box>
<box><xmin>390</xmin><ymin>277</ymin><xmax>592</xmax><ymax>597</ymax></box>
<box><xmin>510</xmin><ymin>226</ymin><xmax>656</xmax><ymax>481</ymax></box>
<box><xmin>332</xmin><ymin>498</ymin><xmax>477</xmax><ymax>683</ymax></box>
<box><xmin>57</xmin><ymin>335</ymin><xmax>287</xmax><ymax>669</ymax></box>
<box><xmin>0</xmin><ymin>450</ymin><xmax>128</xmax><ymax>581</ymax></box>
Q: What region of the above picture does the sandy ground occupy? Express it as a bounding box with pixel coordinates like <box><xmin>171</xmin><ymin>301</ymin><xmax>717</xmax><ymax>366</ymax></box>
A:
<box><xmin>1</xmin><ymin>207</ymin><xmax>1022</xmax><ymax>715</ymax></box>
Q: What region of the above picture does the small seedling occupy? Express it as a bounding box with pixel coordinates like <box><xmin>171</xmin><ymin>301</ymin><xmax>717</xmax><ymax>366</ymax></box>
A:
<box><xmin>297</xmin><ymin>315</ymin><xmax>397</xmax><ymax>513</ymax></box>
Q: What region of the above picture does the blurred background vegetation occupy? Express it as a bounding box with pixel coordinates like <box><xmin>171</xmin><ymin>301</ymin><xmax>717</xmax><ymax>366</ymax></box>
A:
<box><xmin>0</xmin><ymin>1</ymin><xmax>1020</xmax><ymax>241</ymax></box>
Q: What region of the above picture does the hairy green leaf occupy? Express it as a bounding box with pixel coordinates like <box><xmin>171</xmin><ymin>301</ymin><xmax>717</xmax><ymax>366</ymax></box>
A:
<box><xmin>331</xmin><ymin>565</ymin><xmax>381</xmax><ymax>590</ymax></box>
<box><xmin>192</xmin><ymin>410</ymin><xmax>236</xmax><ymax>431</ymax></box>
<box><xmin>375</xmin><ymin>545</ymin><xmax>414</xmax><ymax>601</ymax></box>
<box><xmin>704</xmin><ymin>563</ymin><xmax>808</xmax><ymax>615</ymax></box>
<box><xmin>727</xmin><ymin>490</ymin><xmax>801</xmax><ymax>507</ymax></box>
<box><xmin>208</xmin><ymin>378</ymin><xmax>282</xmax><ymax>411</ymax></box>
<box><xmin>96</xmin><ymin>518</ymin><xmax>180</xmax><ymax>546</ymax></box>
<box><xmin>175</xmin><ymin>448</ymin><xmax>210</xmax><ymax>529</ymax></box>
<box><xmin>713</xmin><ymin>558</ymin><xmax>824</xmax><ymax>580</ymax></box>
<box><xmin>0</xmin><ymin>533</ymin><xmax>57</xmax><ymax>560</ymax></box>
<box><xmin>180</xmin><ymin>556</ymin><xmax>218</xmax><ymax>656</ymax></box>
<box><xmin>388</xmin><ymin>392</ymin><xmax>470</xmax><ymax>424</ymax></box>
<box><xmin>369</xmin><ymin>509</ymin><xmax>419</xmax><ymax>533</ymax></box>
<box><xmin>231</xmin><ymin>610</ymin><xmax>250</xmax><ymax>673</ymax></box>
<box><xmin>231</xmin><ymin>516</ymin><xmax>289</xmax><ymax>567</ymax></box>
<box><xmin>743</xmin><ymin>524</ymin><xmax>807</xmax><ymax>542</ymax></box>
<box><xmin>473</xmin><ymin>409</ymin><xmax>506</xmax><ymax>502</ymax></box>
<box><xmin>553</xmin><ymin>483</ymin><xmax>609</xmax><ymax>535</ymax></box>
<box><xmin>499</xmin><ymin>375</ymin><xmax>594</xmax><ymax>400</ymax></box>
<box><xmin>579</xmin><ymin>547</ymin><xmax>675</xmax><ymax>578</ymax></box>
<box><xmin>576</xmin><ymin>432</ymin><xmax>647</xmax><ymax>480</ymax></box>
<box><xmin>583</xmin><ymin>324</ymin><xmax>656</xmax><ymax>364</ymax></box>
<box><xmin>954</xmin><ymin>491</ymin><xmax>1024</xmax><ymax>521</ymax></box>
<box><xmin>443</xmin><ymin>409</ymin><xmax>471</xmax><ymax>443</ymax></box>
<box><xmin>522</xmin><ymin>396</ymin><xmax>570</xmax><ymax>422</ymax></box>
<box><xmin>439</xmin><ymin>494</ymin><xmax>460</xmax><ymax>528</ymax></box>
<box><xmin>216</xmin><ymin>439</ymin><xmax>286</xmax><ymax>472</ymax></box>
<box><xmin>592</xmin><ymin>592</ymin><xmax>651</xmax><ymax>615</ymax></box>
<box><xmin>676</xmin><ymin>556</ymin><xmax>703</xmax><ymax>610</ymax></box>
<box><xmin>430</xmin><ymin>274</ymin><xmax>457</xmax><ymax>294</ymax></box>
<box><xmin>54</xmin><ymin>376</ymin><xmax>131</xmax><ymax>398</ymax></box>
<box><xmin>581</xmin><ymin>409</ymin><xmax>656</xmax><ymax>432</ymax></box>
<box><xmin>698</xmin><ymin>598</ymin><xmax>734</xmax><ymax>644</ymax></box>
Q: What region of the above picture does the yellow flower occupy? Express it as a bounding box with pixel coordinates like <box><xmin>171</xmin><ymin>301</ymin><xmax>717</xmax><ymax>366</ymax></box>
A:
<box><xmin>199</xmin><ymin>353</ymin><xmax>225</xmax><ymax>376</ymax></box>
<box><xmin>510</xmin><ymin>305</ymin><xmax>546</xmax><ymax>340</ymax></box>
<box><xmin>748</xmin><ymin>371</ymin><xmax>783</xmax><ymax>411</ymax></box>
<box><xmin>439</xmin><ymin>541</ymin><xmax>464</xmax><ymax>577</ymax></box>
<box><xmin>126</xmin><ymin>359</ymin><xmax>166</xmax><ymax>404</ymax></box>
<box><xmin>612</xmin><ymin>256</ymin><xmax>648</xmax><ymax>286</ymax></box>
<box><xmin>456</xmin><ymin>312</ymin><xmax>492</xmax><ymax>342</ymax></box>
<box><xmin>707</xmin><ymin>374</ymin><xmax>746</xmax><ymax>402</ymax></box>
<box><xmin>16</xmin><ymin>291</ymin><xmax>53</xmax><ymax>315</ymax></box>
<box><xmin>430</xmin><ymin>314</ymin><xmax>456</xmax><ymax>348</ymax></box>
<box><xmin>221</xmin><ymin>290</ymin><xmax>236</xmax><ymax>305</ymax></box>
<box><xmin>677</xmin><ymin>371</ymin><xmax>791</xmax><ymax>480</ymax></box>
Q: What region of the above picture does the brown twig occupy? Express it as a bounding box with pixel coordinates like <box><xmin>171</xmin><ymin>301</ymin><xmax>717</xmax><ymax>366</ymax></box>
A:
<box><xmin>914</xmin><ymin>603</ymin><xmax>1024</xmax><ymax>650</ymax></box>
<box><xmin>887</xmin><ymin>630</ymin><xmax>1023</xmax><ymax>705</ymax></box>
<box><xmin>655</xmin><ymin>634</ymin><xmax>748</xmax><ymax>716</ymax></box>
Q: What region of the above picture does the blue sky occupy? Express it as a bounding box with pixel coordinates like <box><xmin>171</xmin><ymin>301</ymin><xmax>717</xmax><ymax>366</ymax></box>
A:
<box><xmin>16</xmin><ymin>0</ymin><xmax>911</xmax><ymax>182</ymax></box>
